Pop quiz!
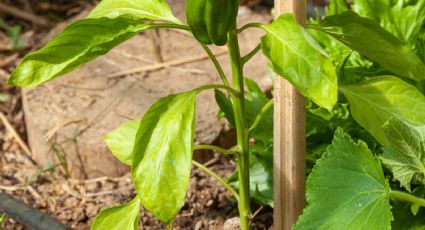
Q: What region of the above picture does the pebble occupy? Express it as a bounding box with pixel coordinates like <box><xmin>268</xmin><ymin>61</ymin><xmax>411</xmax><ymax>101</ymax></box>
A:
<box><xmin>223</xmin><ymin>217</ymin><xmax>240</xmax><ymax>230</ymax></box>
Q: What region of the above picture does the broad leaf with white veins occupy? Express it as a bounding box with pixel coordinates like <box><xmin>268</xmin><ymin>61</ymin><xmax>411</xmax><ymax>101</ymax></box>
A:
<box><xmin>340</xmin><ymin>76</ymin><xmax>425</xmax><ymax>145</ymax></box>
<box><xmin>8</xmin><ymin>17</ymin><xmax>150</xmax><ymax>88</ymax></box>
<box><xmin>132</xmin><ymin>91</ymin><xmax>196</xmax><ymax>224</ymax></box>
<box><xmin>91</xmin><ymin>197</ymin><xmax>141</xmax><ymax>230</ymax></box>
<box><xmin>261</xmin><ymin>13</ymin><xmax>338</xmax><ymax>109</ymax></box>
<box><xmin>381</xmin><ymin>117</ymin><xmax>425</xmax><ymax>191</ymax></box>
<box><xmin>88</xmin><ymin>0</ymin><xmax>182</xmax><ymax>24</ymax></box>
<box><xmin>294</xmin><ymin>129</ymin><xmax>392</xmax><ymax>230</ymax></box>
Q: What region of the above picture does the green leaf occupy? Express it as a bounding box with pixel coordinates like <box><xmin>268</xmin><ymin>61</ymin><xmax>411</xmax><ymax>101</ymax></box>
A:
<box><xmin>88</xmin><ymin>0</ymin><xmax>181</xmax><ymax>24</ymax></box>
<box><xmin>91</xmin><ymin>197</ymin><xmax>141</xmax><ymax>230</ymax></box>
<box><xmin>214</xmin><ymin>89</ymin><xmax>235</xmax><ymax>127</ymax></box>
<box><xmin>132</xmin><ymin>91</ymin><xmax>196</xmax><ymax>224</ymax></box>
<box><xmin>327</xmin><ymin>0</ymin><xmax>348</xmax><ymax>16</ymax></box>
<box><xmin>340</xmin><ymin>76</ymin><xmax>425</xmax><ymax>145</ymax></box>
<box><xmin>8</xmin><ymin>17</ymin><xmax>149</xmax><ymax>88</ymax></box>
<box><xmin>248</xmin><ymin>154</ymin><xmax>273</xmax><ymax>207</ymax></box>
<box><xmin>261</xmin><ymin>13</ymin><xmax>338</xmax><ymax>109</ymax></box>
<box><xmin>312</xmin><ymin>11</ymin><xmax>425</xmax><ymax>81</ymax></box>
<box><xmin>228</xmin><ymin>154</ymin><xmax>273</xmax><ymax>207</ymax></box>
<box><xmin>103</xmin><ymin>118</ymin><xmax>141</xmax><ymax>165</ymax></box>
<box><xmin>381</xmin><ymin>117</ymin><xmax>425</xmax><ymax>191</ymax></box>
<box><xmin>353</xmin><ymin>0</ymin><xmax>425</xmax><ymax>44</ymax></box>
<box><xmin>294</xmin><ymin>129</ymin><xmax>392</xmax><ymax>230</ymax></box>
<box><xmin>0</xmin><ymin>213</ymin><xmax>5</xmax><ymax>225</ymax></box>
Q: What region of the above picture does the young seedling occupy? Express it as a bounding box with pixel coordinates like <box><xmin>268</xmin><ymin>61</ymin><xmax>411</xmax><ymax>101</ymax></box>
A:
<box><xmin>9</xmin><ymin>0</ymin><xmax>425</xmax><ymax>229</ymax></box>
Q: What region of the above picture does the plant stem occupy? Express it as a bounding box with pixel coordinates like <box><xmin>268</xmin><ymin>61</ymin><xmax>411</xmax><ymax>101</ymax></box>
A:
<box><xmin>193</xmin><ymin>145</ymin><xmax>235</xmax><ymax>155</ymax></box>
<box><xmin>149</xmin><ymin>23</ymin><xmax>190</xmax><ymax>31</ymax></box>
<box><xmin>201</xmin><ymin>44</ymin><xmax>230</xmax><ymax>87</ymax></box>
<box><xmin>228</xmin><ymin>25</ymin><xmax>251</xmax><ymax>230</ymax></box>
<box><xmin>390</xmin><ymin>190</ymin><xmax>425</xmax><ymax>207</ymax></box>
<box><xmin>192</xmin><ymin>160</ymin><xmax>240</xmax><ymax>201</ymax></box>
<box><xmin>194</xmin><ymin>84</ymin><xmax>239</xmax><ymax>96</ymax></box>
<box><xmin>237</xmin><ymin>22</ymin><xmax>262</xmax><ymax>34</ymax></box>
<box><xmin>249</xmin><ymin>99</ymin><xmax>273</xmax><ymax>133</ymax></box>
<box><xmin>242</xmin><ymin>43</ymin><xmax>262</xmax><ymax>65</ymax></box>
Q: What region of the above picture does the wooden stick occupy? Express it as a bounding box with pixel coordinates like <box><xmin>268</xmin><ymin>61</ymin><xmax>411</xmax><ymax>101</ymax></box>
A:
<box><xmin>0</xmin><ymin>112</ymin><xmax>37</xmax><ymax>165</ymax></box>
<box><xmin>107</xmin><ymin>50</ymin><xmax>228</xmax><ymax>79</ymax></box>
<box><xmin>273</xmin><ymin>1</ymin><xmax>306</xmax><ymax>230</ymax></box>
<box><xmin>0</xmin><ymin>3</ymin><xmax>50</xmax><ymax>27</ymax></box>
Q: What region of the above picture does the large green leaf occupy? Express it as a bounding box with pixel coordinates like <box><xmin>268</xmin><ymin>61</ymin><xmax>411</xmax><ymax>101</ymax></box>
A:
<box><xmin>311</xmin><ymin>11</ymin><xmax>425</xmax><ymax>81</ymax></box>
<box><xmin>261</xmin><ymin>13</ymin><xmax>338</xmax><ymax>109</ymax></box>
<box><xmin>353</xmin><ymin>0</ymin><xmax>425</xmax><ymax>44</ymax></box>
<box><xmin>91</xmin><ymin>197</ymin><xmax>141</xmax><ymax>230</ymax></box>
<box><xmin>294</xmin><ymin>129</ymin><xmax>392</xmax><ymax>230</ymax></box>
<box><xmin>8</xmin><ymin>17</ymin><xmax>149</xmax><ymax>88</ymax></box>
<box><xmin>88</xmin><ymin>0</ymin><xmax>181</xmax><ymax>24</ymax></box>
<box><xmin>340</xmin><ymin>76</ymin><xmax>425</xmax><ymax>145</ymax></box>
<box><xmin>381</xmin><ymin>117</ymin><xmax>425</xmax><ymax>191</ymax></box>
<box><xmin>132</xmin><ymin>91</ymin><xmax>196</xmax><ymax>224</ymax></box>
<box><xmin>103</xmin><ymin>118</ymin><xmax>141</xmax><ymax>165</ymax></box>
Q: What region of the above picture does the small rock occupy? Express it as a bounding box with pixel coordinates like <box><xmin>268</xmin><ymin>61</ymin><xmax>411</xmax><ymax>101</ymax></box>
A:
<box><xmin>206</xmin><ymin>199</ymin><xmax>214</xmax><ymax>207</ymax></box>
<box><xmin>224</xmin><ymin>217</ymin><xmax>240</xmax><ymax>230</ymax></box>
<box><xmin>194</xmin><ymin>220</ymin><xmax>203</xmax><ymax>230</ymax></box>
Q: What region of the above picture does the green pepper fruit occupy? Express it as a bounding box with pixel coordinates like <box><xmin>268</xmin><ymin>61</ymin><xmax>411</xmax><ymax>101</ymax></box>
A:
<box><xmin>186</xmin><ymin>0</ymin><xmax>239</xmax><ymax>46</ymax></box>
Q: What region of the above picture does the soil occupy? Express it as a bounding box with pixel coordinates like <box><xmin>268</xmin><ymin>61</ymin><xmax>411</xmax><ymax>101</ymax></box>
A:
<box><xmin>0</xmin><ymin>147</ymin><xmax>273</xmax><ymax>229</ymax></box>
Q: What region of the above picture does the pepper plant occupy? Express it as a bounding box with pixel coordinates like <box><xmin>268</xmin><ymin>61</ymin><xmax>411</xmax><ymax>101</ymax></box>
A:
<box><xmin>8</xmin><ymin>0</ymin><xmax>425</xmax><ymax>229</ymax></box>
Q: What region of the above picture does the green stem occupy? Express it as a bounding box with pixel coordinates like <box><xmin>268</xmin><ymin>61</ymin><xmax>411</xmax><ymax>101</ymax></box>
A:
<box><xmin>149</xmin><ymin>23</ymin><xmax>190</xmax><ymax>31</ymax></box>
<box><xmin>237</xmin><ymin>22</ymin><xmax>262</xmax><ymax>34</ymax></box>
<box><xmin>249</xmin><ymin>99</ymin><xmax>273</xmax><ymax>133</ymax></box>
<box><xmin>194</xmin><ymin>84</ymin><xmax>240</xmax><ymax>97</ymax></box>
<box><xmin>242</xmin><ymin>43</ymin><xmax>262</xmax><ymax>65</ymax></box>
<box><xmin>201</xmin><ymin>44</ymin><xmax>230</xmax><ymax>87</ymax></box>
<box><xmin>192</xmin><ymin>160</ymin><xmax>240</xmax><ymax>201</ymax></box>
<box><xmin>390</xmin><ymin>190</ymin><xmax>425</xmax><ymax>207</ymax></box>
<box><xmin>193</xmin><ymin>144</ymin><xmax>236</xmax><ymax>155</ymax></box>
<box><xmin>228</xmin><ymin>25</ymin><xmax>251</xmax><ymax>230</ymax></box>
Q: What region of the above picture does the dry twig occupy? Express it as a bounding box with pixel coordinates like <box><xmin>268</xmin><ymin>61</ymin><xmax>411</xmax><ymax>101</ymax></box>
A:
<box><xmin>0</xmin><ymin>3</ymin><xmax>50</xmax><ymax>27</ymax></box>
<box><xmin>107</xmin><ymin>50</ymin><xmax>228</xmax><ymax>79</ymax></box>
<box><xmin>0</xmin><ymin>112</ymin><xmax>36</xmax><ymax>165</ymax></box>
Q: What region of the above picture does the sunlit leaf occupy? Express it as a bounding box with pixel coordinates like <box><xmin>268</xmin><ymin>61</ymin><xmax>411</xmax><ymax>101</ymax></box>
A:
<box><xmin>261</xmin><ymin>13</ymin><xmax>338</xmax><ymax>109</ymax></box>
<box><xmin>353</xmin><ymin>0</ymin><xmax>425</xmax><ymax>44</ymax></box>
<box><xmin>91</xmin><ymin>197</ymin><xmax>141</xmax><ymax>230</ymax></box>
<box><xmin>340</xmin><ymin>76</ymin><xmax>425</xmax><ymax>145</ymax></box>
<box><xmin>88</xmin><ymin>0</ymin><xmax>182</xmax><ymax>24</ymax></box>
<box><xmin>311</xmin><ymin>12</ymin><xmax>425</xmax><ymax>81</ymax></box>
<box><xmin>132</xmin><ymin>91</ymin><xmax>196</xmax><ymax>224</ymax></box>
<box><xmin>294</xmin><ymin>129</ymin><xmax>392</xmax><ymax>230</ymax></box>
<box><xmin>9</xmin><ymin>17</ymin><xmax>149</xmax><ymax>88</ymax></box>
<box><xmin>103</xmin><ymin>118</ymin><xmax>141</xmax><ymax>165</ymax></box>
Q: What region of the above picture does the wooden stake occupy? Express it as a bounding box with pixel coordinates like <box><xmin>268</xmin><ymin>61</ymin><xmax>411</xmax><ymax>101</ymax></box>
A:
<box><xmin>273</xmin><ymin>1</ymin><xmax>306</xmax><ymax>230</ymax></box>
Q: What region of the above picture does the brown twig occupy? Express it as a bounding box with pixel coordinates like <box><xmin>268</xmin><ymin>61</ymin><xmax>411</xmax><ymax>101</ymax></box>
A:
<box><xmin>107</xmin><ymin>50</ymin><xmax>228</xmax><ymax>79</ymax></box>
<box><xmin>148</xmin><ymin>29</ymin><xmax>164</xmax><ymax>63</ymax></box>
<box><xmin>0</xmin><ymin>3</ymin><xmax>50</xmax><ymax>27</ymax></box>
<box><xmin>0</xmin><ymin>112</ymin><xmax>37</xmax><ymax>165</ymax></box>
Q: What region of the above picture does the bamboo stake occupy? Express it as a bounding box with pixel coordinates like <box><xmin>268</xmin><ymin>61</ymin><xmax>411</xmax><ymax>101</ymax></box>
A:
<box><xmin>273</xmin><ymin>1</ymin><xmax>306</xmax><ymax>229</ymax></box>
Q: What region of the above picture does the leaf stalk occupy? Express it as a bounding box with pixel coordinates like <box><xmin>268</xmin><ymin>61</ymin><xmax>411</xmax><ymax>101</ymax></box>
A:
<box><xmin>192</xmin><ymin>160</ymin><xmax>240</xmax><ymax>201</ymax></box>
<box><xmin>390</xmin><ymin>190</ymin><xmax>425</xmax><ymax>207</ymax></box>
